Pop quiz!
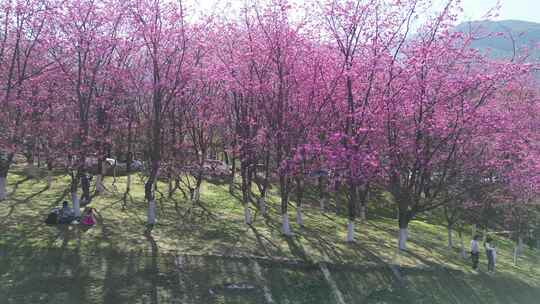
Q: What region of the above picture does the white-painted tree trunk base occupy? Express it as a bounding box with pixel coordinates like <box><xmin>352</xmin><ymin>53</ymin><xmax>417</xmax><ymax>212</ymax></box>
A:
<box><xmin>148</xmin><ymin>200</ymin><xmax>156</xmax><ymax>225</ymax></box>
<box><xmin>513</xmin><ymin>247</ymin><xmax>518</xmax><ymax>265</ymax></box>
<box><xmin>71</xmin><ymin>191</ymin><xmax>81</xmax><ymax>217</ymax></box>
<box><xmin>320</xmin><ymin>198</ymin><xmax>326</xmax><ymax>211</ymax></box>
<box><xmin>47</xmin><ymin>171</ymin><xmax>53</xmax><ymax>188</ymax></box>
<box><xmin>518</xmin><ymin>237</ymin><xmax>524</xmax><ymax>255</ymax></box>
<box><xmin>346</xmin><ymin>220</ymin><xmax>355</xmax><ymax>242</ymax></box>
<box><xmin>96</xmin><ymin>175</ymin><xmax>104</xmax><ymax>194</ymax></box>
<box><xmin>244</xmin><ymin>205</ymin><xmax>252</xmax><ymax>225</ymax></box>
<box><xmin>0</xmin><ymin>176</ymin><xmax>6</xmax><ymax>201</ymax></box>
<box><xmin>398</xmin><ymin>228</ymin><xmax>408</xmax><ymax>250</ymax></box>
<box><xmin>296</xmin><ymin>206</ymin><xmax>304</xmax><ymax>226</ymax></box>
<box><xmin>282</xmin><ymin>214</ymin><xmax>292</xmax><ymax>235</ymax></box>
<box><xmin>460</xmin><ymin>235</ymin><xmax>467</xmax><ymax>259</ymax></box>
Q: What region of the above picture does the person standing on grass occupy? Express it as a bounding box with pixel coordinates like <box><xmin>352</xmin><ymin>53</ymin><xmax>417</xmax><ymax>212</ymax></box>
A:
<box><xmin>80</xmin><ymin>173</ymin><xmax>92</xmax><ymax>205</ymax></box>
<box><xmin>485</xmin><ymin>236</ymin><xmax>496</xmax><ymax>273</ymax></box>
<box><xmin>470</xmin><ymin>235</ymin><xmax>480</xmax><ymax>270</ymax></box>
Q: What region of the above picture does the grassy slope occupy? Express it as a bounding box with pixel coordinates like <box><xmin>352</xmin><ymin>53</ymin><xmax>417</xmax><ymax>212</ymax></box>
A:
<box><xmin>1</xmin><ymin>165</ymin><xmax>539</xmax><ymax>304</ymax></box>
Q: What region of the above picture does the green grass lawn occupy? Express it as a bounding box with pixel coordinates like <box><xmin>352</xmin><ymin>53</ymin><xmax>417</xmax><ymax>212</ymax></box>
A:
<box><xmin>1</xmin><ymin>165</ymin><xmax>539</xmax><ymax>303</ymax></box>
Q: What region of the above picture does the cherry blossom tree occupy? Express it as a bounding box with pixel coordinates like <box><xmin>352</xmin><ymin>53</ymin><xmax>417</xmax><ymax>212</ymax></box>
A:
<box><xmin>127</xmin><ymin>0</ymin><xmax>198</xmax><ymax>226</ymax></box>
<box><xmin>0</xmin><ymin>0</ymin><xmax>56</xmax><ymax>200</ymax></box>
<box><xmin>48</xmin><ymin>0</ymin><xmax>126</xmax><ymax>215</ymax></box>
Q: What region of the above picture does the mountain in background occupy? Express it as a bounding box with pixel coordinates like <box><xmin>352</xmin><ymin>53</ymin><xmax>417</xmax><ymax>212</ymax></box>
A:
<box><xmin>454</xmin><ymin>20</ymin><xmax>540</xmax><ymax>62</ymax></box>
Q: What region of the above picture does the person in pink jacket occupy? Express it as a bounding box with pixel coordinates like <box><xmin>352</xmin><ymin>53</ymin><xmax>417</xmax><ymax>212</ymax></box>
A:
<box><xmin>81</xmin><ymin>207</ymin><xmax>96</xmax><ymax>227</ymax></box>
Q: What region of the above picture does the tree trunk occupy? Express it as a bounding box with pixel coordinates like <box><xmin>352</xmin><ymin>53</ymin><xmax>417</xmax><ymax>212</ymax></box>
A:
<box><xmin>148</xmin><ymin>199</ymin><xmax>156</xmax><ymax>225</ymax></box>
<box><xmin>145</xmin><ymin>160</ymin><xmax>160</xmax><ymax>226</ymax></box>
<box><xmin>80</xmin><ymin>173</ymin><xmax>91</xmax><ymax>205</ymax></box>
<box><xmin>244</xmin><ymin>204</ymin><xmax>252</xmax><ymax>225</ymax></box>
<box><xmin>95</xmin><ymin>174</ymin><xmax>104</xmax><ymax>193</ymax></box>
<box><xmin>359</xmin><ymin>183</ymin><xmax>369</xmax><ymax>221</ymax></box>
<box><xmin>518</xmin><ymin>236</ymin><xmax>524</xmax><ymax>255</ymax></box>
<box><xmin>0</xmin><ymin>155</ymin><xmax>12</xmax><ymax>201</ymax></box>
<box><xmin>125</xmin><ymin>121</ymin><xmax>133</xmax><ymax>196</ymax></box>
<box><xmin>71</xmin><ymin>191</ymin><xmax>80</xmax><ymax>217</ymax></box>
<box><xmin>318</xmin><ymin>176</ymin><xmax>326</xmax><ymax>211</ymax></box>
<box><xmin>296</xmin><ymin>205</ymin><xmax>304</xmax><ymax>227</ymax></box>
<box><xmin>447</xmin><ymin>225</ymin><xmax>454</xmax><ymax>248</ymax></box>
<box><xmin>46</xmin><ymin>160</ymin><xmax>53</xmax><ymax>189</ymax></box>
<box><xmin>295</xmin><ymin>177</ymin><xmax>304</xmax><ymax>227</ymax></box>
<box><xmin>458</xmin><ymin>229</ymin><xmax>467</xmax><ymax>259</ymax></box>
<box><xmin>241</xmin><ymin>163</ymin><xmax>252</xmax><ymax>225</ymax></box>
<box><xmin>346</xmin><ymin>220</ymin><xmax>355</xmax><ymax>243</ymax></box>
<box><xmin>191</xmin><ymin>187</ymin><xmax>200</xmax><ymax>204</ymax></box>
<box><xmin>398</xmin><ymin>203</ymin><xmax>410</xmax><ymax>250</ymax></box>
<box><xmin>191</xmin><ymin>173</ymin><xmax>202</xmax><ymax>204</ymax></box>
<box><xmin>0</xmin><ymin>175</ymin><xmax>6</xmax><ymax>201</ymax></box>
<box><xmin>126</xmin><ymin>174</ymin><xmax>132</xmax><ymax>193</ymax></box>
<box><xmin>279</xmin><ymin>173</ymin><xmax>292</xmax><ymax>235</ymax></box>
<box><xmin>399</xmin><ymin>228</ymin><xmax>409</xmax><ymax>251</ymax></box>
<box><xmin>167</xmin><ymin>175</ymin><xmax>174</xmax><ymax>198</ymax></box>
<box><xmin>255</xmin><ymin>151</ymin><xmax>270</xmax><ymax>217</ymax></box>
<box><xmin>258</xmin><ymin>194</ymin><xmax>267</xmax><ymax>216</ymax></box>
<box><xmin>95</xmin><ymin>159</ymin><xmax>106</xmax><ymax>194</ymax></box>
<box><xmin>346</xmin><ymin>181</ymin><xmax>357</xmax><ymax>243</ymax></box>
<box><xmin>229</xmin><ymin>155</ymin><xmax>236</xmax><ymax>194</ymax></box>
<box><xmin>359</xmin><ymin>204</ymin><xmax>366</xmax><ymax>222</ymax></box>
<box><xmin>70</xmin><ymin>166</ymin><xmax>84</xmax><ymax>217</ymax></box>
<box><xmin>472</xmin><ymin>224</ymin><xmax>477</xmax><ymax>239</ymax></box>
<box><xmin>334</xmin><ymin>181</ymin><xmax>341</xmax><ymax>216</ymax></box>
<box><xmin>47</xmin><ymin>171</ymin><xmax>53</xmax><ymax>189</ymax></box>
<box><xmin>282</xmin><ymin>213</ymin><xmax>291</xmax><ymax>236</ymax></box>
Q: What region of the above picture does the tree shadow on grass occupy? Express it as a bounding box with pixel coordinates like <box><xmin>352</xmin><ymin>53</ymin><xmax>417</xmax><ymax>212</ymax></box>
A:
<box><xmin>6</xmin><ymin>176</ymin><xmax>32</xmax><ymax>197</ymax></box>
<box><xmin>248</xmin><ymin>224</ymin><xmax>285</xmax><ymax>257</ymax></box>
<box><xmin>2</xmin><ymin>186</ymin><xmax>49</xmax><ymax>221</ymax></box>
<box><xmin>283</xmin><ymin>234</ymin><xmax>311</xmax><ymax>262</ymax></box>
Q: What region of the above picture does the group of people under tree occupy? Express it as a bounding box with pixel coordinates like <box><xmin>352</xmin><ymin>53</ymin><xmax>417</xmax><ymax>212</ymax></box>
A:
<box><xmin>45</xmin><ymin>201</ymin><xmax>97</xmax><ymax>228</ymax></box>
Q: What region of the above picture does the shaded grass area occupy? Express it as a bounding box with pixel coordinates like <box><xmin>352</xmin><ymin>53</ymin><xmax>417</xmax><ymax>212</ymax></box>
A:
<box><xmin>1</xmin><ymin>166</ymin><xmax>540</xmax><ymax>303</ymax></box>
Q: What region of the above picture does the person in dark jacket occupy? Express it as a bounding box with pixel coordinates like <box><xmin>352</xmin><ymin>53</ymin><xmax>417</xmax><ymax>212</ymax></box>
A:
<box><xmin>58</xmin><ymin>201</ymin><xmax>74</xmax><ymax>224</ymax></box>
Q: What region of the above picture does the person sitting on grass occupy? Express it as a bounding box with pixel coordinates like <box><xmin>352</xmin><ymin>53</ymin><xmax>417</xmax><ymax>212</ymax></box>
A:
<box><xmin>44</xmin><ymin>207</ymin><xmax>61</xmax><ymax>225</ymax></box>
<box><xmin>81</xmin><ymin>207</ymin><xmax>96</xmax><ymax>227</ymax></box>
<box><xmin>58</xmin><ymin>201</ymin><xmax>75</xmax><ymax>224</ymax></box>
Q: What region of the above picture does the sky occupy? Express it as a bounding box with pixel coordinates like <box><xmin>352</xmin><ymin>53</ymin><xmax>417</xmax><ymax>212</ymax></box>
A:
<box><xmin>428</xmin><ymin>0</ymin><xmax>540</xmax><ymax>23</ymax></box>
<box><xmin>192</xmin><ymin>0</ymin><xmax>540</xmax><ymax>24</ymax></box>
